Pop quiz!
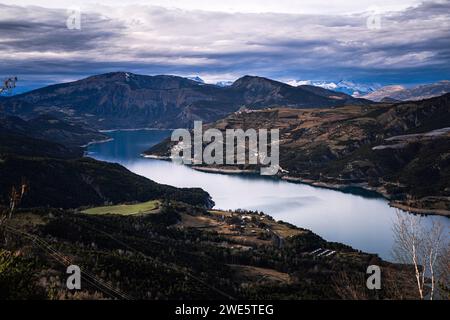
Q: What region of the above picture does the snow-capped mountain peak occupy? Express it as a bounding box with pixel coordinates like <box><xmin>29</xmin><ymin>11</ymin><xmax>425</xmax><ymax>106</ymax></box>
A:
<box><xmin>285</xmin><ymin>79</ymin><xmax>380</xmax><ymax>97</ymax></box>
<box><xmin>215</xmin><ymin>80</ymin><xmax>234</xmax><ymax>87</ymax></box>
<box><xmin>186</xmin><ymin>76</ymin><xmax>205</xmax><ymax>83</ymax></box>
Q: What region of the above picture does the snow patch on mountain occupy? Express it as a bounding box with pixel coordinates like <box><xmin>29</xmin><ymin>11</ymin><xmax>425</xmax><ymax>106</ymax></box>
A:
<box><xmin>186</xmin><ymin>76</ymin><xmax>235</xmax><ymax>87</ymax></box>
<box><xmin>285</xmin><ymin>80</ymin><xmax>380</xmax><ymax>97</ymax></box>
<box><xmin>215</xmin><ymin>81</ymin><xmax>234</xmax><ymax>87</ymax></box>
<box><xmin>186</xmin><ymin>76</ymin><xmax>205</xmax><ymax>84</ymax></box>
<box><xmin>361</xmin><ymin>85</ymin><xmax>406</xmax><ymax>102</ymax></box>
<box><xmin>362</xmin><ymin>81</ymin><xmax>450</xmax><ymax>102</ymax></box>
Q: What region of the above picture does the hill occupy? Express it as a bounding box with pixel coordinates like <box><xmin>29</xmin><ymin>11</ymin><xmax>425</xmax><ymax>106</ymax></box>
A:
<box><xmin>0</xmin><ymin>132</ymin><xmax>83</xmax><ymax>159</ymax></box>
<box><xmin>0</xmin><ymin>114</ymin><xmax>109</xmax><ymax>148</ymax></box>
<box><xmin>0</xmin><ymin>156</ymin><xmax>212</xmax><ymax>209</ymax></box>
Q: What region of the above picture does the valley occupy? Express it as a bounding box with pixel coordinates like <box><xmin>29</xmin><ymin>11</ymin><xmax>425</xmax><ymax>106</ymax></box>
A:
<box><xmin>1</xmin><ymin>73</ymin><xmax>449</xmax><ymax>301</ymax></box>
<box><xmin>2</xmin><ymin>0</ymin><xmax>449</xmax><ymax>304</ymax></box>
<box><xmin>88</xmin><ymin>129</ymin><xmax>449</xmax><ymax>261</ymax></box>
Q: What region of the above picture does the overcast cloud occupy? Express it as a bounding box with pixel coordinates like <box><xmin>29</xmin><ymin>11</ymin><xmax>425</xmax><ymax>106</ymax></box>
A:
<box><xmin>0</xmin><ymin>0</ymin><xmax>449</xmax><ymax>92</ymax></box>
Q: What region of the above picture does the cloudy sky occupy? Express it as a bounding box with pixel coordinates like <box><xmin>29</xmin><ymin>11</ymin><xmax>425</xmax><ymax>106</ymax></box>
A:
<box><xmin>1</xmin><ymin>0</ymin><xmax>449</xmax><ymax>92</ymax></box>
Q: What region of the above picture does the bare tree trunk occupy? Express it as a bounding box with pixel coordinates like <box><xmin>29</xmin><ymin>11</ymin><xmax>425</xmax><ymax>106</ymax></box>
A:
<box><xmin>430</xmin><ymin>249</ymin><xmax>435</xmax><ymax>300</ymax></box>
<box><xmin>392</xmin><ymin>211</ymin><xmax>448</xmax><ymax>300</ymax></box>
<box><xmin>412</xmin><ymin>239</ymin><xmax>424</xmax><ymax>299</ymax></box>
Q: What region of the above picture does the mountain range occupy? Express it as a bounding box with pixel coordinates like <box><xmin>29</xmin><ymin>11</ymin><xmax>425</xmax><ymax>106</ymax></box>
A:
<box><xmin>361</xmin><ymin>81</ymin><xmax>450</xmax><ymax>102</ymax></box>
<box><xmin>285</xmin><ymin>80</ymin><xmax>380</xmax><ymax>97</ymax></box>
<box><xmin>0</xmin><ymin>72</ymin><xmax>370</xmax><ymax>129</ymax></box>
<box><xmin>189</xmin><ymin>77</ymin><xmax>381</xmax><ymax>96</ymax></box>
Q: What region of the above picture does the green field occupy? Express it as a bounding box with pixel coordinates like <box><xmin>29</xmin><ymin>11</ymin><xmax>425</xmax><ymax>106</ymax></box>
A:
<box><xmin>82</xmin><ymin>200</ymin><xmax>160</xmax><ymax>215</ymax></box>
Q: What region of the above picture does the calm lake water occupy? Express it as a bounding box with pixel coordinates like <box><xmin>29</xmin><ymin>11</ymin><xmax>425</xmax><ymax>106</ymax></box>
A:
<box><xmin>87</xmin><ymin>129</ymin><xmax>449</xmax><ymax>261</ymax></box>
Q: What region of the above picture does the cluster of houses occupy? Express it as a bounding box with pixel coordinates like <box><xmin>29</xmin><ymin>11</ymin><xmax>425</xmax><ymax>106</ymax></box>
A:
<box><xmin>225</xmin><ymin>213</ymin><xmax>285</xmax><ymax>248</ymax></box>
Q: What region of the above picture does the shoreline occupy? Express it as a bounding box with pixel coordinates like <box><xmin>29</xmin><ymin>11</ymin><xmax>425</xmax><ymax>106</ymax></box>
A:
<box><xmin>280</xmin><ymin>175</ymin><xmax>389</xmax><ymax>198</ymax></box>
<box><xmin>100</xmin><ymin>127</ymin><xmax>175</xmax><ymax>133</ymax></box>
<box><xmin>81</xmin><ymin>137</ymin><xmax>114</xmax><ymax>148</ymax></box>
<box><xmin>191</xmin><ymin>166</ymin><xmax>258</xmax><ymax>174</ymax></box>
<box><xmin>141</xmin><ymin>154</ymin><xmax>172</xmax><ymax>161</ymax></box>
<box><xmin>140</xmin><ymin>156</ymin><xmax>259</xmax><ymax>174</ymax></box>
<box><xmin>389</xmin><ymin>201</ymin><xmax>450</xmax><ymax>217</ymax></box>
<box><xmin>281</xmin><ymin>176</ymin><xmax>450</xmax><ymax>217</ymax></box>
<box><xmin>141</xmin><ymin>154</ymin><xmax>450</xmax><ymax>217</ymax></box>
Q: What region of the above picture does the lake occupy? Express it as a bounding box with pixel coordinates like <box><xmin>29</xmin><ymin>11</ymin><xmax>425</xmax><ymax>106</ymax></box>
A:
<box><xmin>87</xmin><ymin>129</ymin><xmax>449</xmax><ymax>261</ymax></box>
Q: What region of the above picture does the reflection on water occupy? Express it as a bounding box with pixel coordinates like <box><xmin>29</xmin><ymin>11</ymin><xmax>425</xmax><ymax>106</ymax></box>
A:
<box><xmin>87</xmin><ymin>129</ymin><xmax>449</xmax><ymax>261</ymax></box>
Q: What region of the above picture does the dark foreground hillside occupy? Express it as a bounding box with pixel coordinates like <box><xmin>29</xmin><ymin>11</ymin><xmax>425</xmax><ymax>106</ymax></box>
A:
<box><xmin>0</xmin><ymin>203</ymin><xmax>419</xmax><ymax>300</ymax></box>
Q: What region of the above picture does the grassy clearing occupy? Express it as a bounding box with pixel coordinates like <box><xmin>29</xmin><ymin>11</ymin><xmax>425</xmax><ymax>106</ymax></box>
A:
<box><xmin>82</xmin><ymin>200</ymin><xmax>160</xmax><ymax>216</ymax></box>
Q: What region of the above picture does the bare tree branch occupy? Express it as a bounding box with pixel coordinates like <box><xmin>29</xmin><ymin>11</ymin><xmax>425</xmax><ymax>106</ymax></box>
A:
<box><xmin>0</xmin><ymin>76</ymin><xmax>18</xmax><ymax>95</ymax></box>
<box><xmin>392</xmin><ymin>210</ymin><xmax>449</xmax><ymax>300</ymax></box>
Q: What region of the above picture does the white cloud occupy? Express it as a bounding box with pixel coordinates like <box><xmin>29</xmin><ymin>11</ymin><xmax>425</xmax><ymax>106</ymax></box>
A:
<box><xmin>0</xmin><ymin>0</ymin><xmax>424</xmax><ymax>14</ymax></box>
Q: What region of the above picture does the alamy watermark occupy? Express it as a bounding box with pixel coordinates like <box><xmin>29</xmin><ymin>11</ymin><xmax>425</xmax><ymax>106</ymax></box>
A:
<box><xmin>66</xmin><ymin>265</ymin><xmax>81</xmax><ymax>290</ymax></box>
<box><xmin>366</xmin><ymin>265</ymin><xmax>381</xmax><ymax>290</ymax></box>
<box><xmin>66</xmin><ymin>7</ymin><xmax>81</xmax><ymax>30</ymax></box>
<box><xmin>366</xmin><ymin>6</ymin><xmax>382</xmax><ymax>30</ymax></box>
<box><xmin>171</xmin><ymin>121</ymin><xmax>280</xmax><ymax>175</ymax></box>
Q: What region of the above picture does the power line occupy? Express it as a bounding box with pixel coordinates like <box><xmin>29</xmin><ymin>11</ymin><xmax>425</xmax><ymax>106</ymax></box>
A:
<box><xmin>2</xmin><ymin>224</ymin><xmax>133</xmax><ymax>300</ymax></box>
<box><xmin>72</xmin><ymin>217</ymin><xmax>236</xmax><ymax>300</ymax></box>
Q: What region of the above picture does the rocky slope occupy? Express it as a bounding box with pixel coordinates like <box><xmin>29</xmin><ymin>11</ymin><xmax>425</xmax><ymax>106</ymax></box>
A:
<box><xmin>0</xmin><ymin>72</ymin><xmax>370</xmax><ymax>129</ymax></box>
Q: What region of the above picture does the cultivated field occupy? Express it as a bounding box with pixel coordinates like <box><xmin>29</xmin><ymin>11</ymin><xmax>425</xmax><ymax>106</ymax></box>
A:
<box><xmin>82</xmin><ymin>200</ymin><xmax>160</xmax><ymax>215</ymax></box>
